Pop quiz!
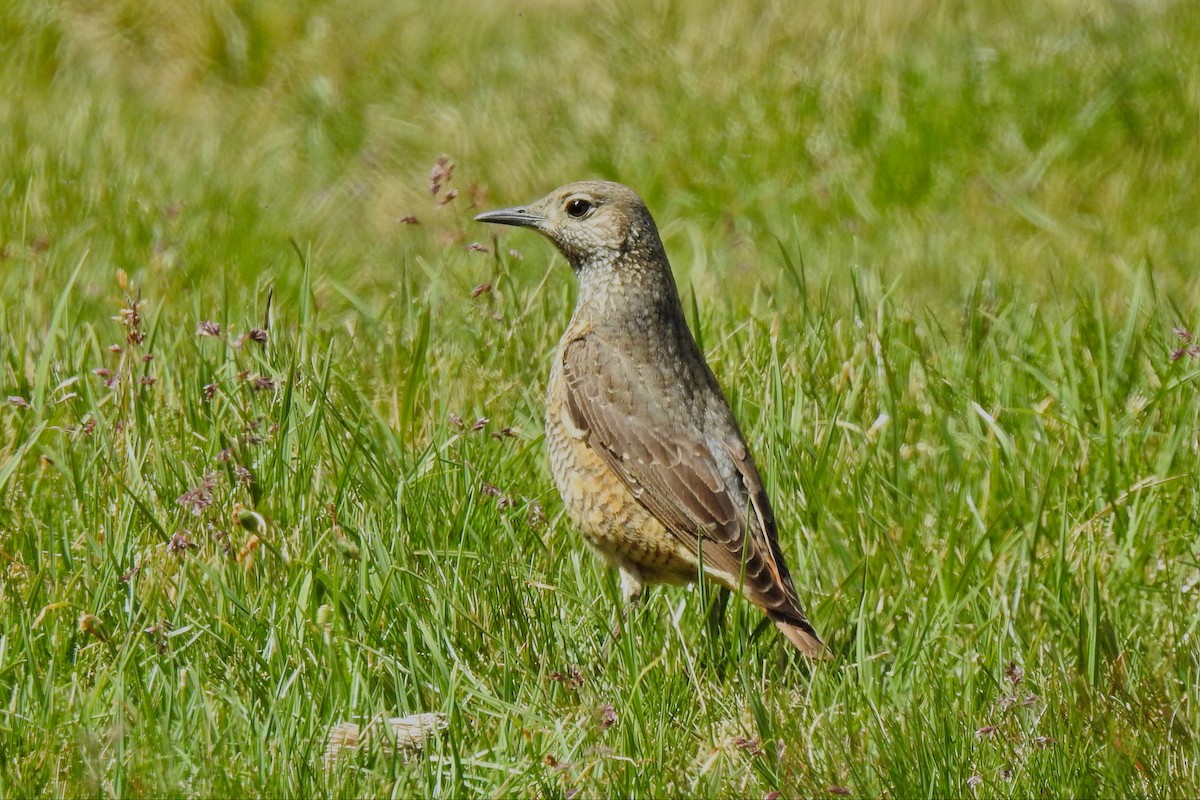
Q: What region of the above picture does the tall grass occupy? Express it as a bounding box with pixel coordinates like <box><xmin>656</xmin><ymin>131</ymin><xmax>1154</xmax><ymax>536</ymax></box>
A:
<box><xmin>1</xmin><ymin>0</ymin><xmax>1198</xmax><ymax>796</ymax></box>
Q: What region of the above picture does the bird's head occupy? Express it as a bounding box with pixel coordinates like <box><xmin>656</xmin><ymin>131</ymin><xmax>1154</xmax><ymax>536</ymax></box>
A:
<box><xmin>475</xmin><ymin>181</ymin><xmax>665</xmax><ymax>272</ymax></box>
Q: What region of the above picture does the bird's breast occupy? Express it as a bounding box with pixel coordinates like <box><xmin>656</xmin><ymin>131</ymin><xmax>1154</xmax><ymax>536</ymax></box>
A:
<box><xmin>545</xmin><ymin>336</ymin><xmax>697</xmax><ymax>578</ymax></box>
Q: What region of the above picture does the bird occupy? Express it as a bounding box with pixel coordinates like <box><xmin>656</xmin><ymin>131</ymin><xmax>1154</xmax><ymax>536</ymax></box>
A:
<box><xmin>475</xmin><ymin>181</ymin><xmax>826</xmax><ymax>658</ymax></box>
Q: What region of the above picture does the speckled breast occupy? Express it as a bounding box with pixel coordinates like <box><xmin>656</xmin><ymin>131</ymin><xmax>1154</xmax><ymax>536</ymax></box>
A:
<box><xmin>544</xmin><ymin>342</ymin><xmax>696</xmax><ymax>582</ymax></box>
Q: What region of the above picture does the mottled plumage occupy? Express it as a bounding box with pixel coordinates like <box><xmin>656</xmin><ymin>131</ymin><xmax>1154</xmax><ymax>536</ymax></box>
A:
<box><xmin>476</xmin><ymin>181</ymin><xmax>825</xmax><ymax>657</ymax></box>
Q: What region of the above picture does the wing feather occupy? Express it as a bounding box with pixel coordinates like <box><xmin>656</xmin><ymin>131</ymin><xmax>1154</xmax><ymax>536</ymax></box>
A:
<box><xmin>561</xmin><ymin>332</ymin><xmax>816</xmax><ymax>636</ymax></box>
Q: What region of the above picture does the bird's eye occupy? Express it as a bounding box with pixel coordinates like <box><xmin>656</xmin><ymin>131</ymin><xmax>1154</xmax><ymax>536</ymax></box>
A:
<box><xmin>565</xmin><ymin>198</ymin><xmax>594</xmax><ymax>218</ymax></box>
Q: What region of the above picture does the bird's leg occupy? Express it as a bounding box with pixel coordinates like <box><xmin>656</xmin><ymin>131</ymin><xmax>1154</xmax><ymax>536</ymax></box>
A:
<box><xmin>704</xmin><ymin>586</ymin><xmax>731</xmax><ymax>641</ymax></box>
<box><xmin>599</xmin><ymin>565</ymin><xmax>643</xmax><ymax>665</ymax></box>
<box><xmin>613</xmin><ymin>563</ymin><xmax>645</xmax><ymax>639</ymax></box>
<box><xmin>619</xmin><ymin>564</ymin><xmax>646</xmax><ymax>605</ymax></box>
<box><xmin>600</xmin><ymin>563</ymin><xmax>646</xmax><ymax>666</ymax></box>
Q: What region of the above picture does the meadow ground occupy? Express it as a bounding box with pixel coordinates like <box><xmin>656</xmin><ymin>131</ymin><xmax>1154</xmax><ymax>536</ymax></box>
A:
<box><xmin>1</xmin><ymin>0</ymin><xmax>1199</xmax><ymax>796</ymax></box>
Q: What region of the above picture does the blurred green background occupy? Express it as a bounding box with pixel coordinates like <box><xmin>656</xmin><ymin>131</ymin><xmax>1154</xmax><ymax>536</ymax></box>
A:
<box><xmin>4</xmin><ymin>0</ymin><xmax>1196</xmax><ymax>317</ymax></box>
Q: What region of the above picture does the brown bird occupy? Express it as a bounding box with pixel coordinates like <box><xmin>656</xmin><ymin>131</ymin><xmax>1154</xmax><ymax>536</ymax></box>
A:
<box><xmin>476</xmin><ymin>181</ymin><xmax>826</xmax><ymax>658</ymax></box>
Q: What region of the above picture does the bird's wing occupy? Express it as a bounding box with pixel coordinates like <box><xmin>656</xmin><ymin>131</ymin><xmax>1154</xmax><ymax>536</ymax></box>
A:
<box><xmin>560</xmin><ymin>332</ymin><xmax>811</xmax><ymax>627</ymax></box>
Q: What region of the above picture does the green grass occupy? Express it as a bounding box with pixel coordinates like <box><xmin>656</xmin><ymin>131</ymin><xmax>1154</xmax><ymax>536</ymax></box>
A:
<box><xmin>2</xmin><ymin>0</ymin><xmax>1199</xmax><ymax>796</ymax></box>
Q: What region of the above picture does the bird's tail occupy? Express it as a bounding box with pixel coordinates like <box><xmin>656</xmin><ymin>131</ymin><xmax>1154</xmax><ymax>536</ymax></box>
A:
<box><xmin>773</xmin><ymin>615</ymin><xmax>832</xmax><ymax>660</ymax></box>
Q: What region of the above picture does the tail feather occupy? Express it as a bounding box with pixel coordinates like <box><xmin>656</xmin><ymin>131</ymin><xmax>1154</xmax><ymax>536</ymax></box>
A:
<box><xmin>773</xmin><ymin>616</ymin><xmax>832</xmax><ymax>659</ymax></box>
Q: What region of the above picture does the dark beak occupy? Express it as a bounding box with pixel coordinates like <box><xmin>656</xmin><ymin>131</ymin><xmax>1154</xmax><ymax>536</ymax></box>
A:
<box><xmin>474</xmin><ymin>206</ymin><xmax>545</xmax><ymax>229</ymax></box>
